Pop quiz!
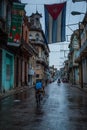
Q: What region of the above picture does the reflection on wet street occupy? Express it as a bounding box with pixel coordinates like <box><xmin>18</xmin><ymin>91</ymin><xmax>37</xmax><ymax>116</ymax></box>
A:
<box><xmin>0</xmin><ymin>81</ymin><xmax>87</xmax><ymax>130</ymax></box>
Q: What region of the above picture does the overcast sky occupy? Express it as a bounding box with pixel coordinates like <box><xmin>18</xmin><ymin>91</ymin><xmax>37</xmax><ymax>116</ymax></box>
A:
<box><xmin>21</xmin><ymin>0</ymin><xmax>86</xmax><ymax>69</ymax></box>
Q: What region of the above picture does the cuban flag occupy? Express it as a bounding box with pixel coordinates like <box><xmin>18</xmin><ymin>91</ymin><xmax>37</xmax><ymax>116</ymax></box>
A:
<box><xmin>44</xmin><ymin>2</ymin><xmax>66</xmax><ymax>44</ymax></box>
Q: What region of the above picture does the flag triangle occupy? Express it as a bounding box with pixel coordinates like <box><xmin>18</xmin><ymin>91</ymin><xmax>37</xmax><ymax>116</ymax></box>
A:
<box><xmin>45</xmin><ymin>3</ymin><xmax>65</xmax><ymax>20</ymax></box>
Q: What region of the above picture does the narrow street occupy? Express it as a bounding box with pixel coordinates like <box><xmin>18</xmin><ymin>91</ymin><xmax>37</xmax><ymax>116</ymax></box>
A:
<box><xmin>0</xmin><ymin>81</ymin><xmax>87</xmax><ymax>130</ymax></box>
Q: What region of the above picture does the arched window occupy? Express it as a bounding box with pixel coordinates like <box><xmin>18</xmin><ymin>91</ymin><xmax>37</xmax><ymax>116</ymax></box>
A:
<box><xmin>29</xmin><ymin>34</ymin><xmax>33</xmax><ymax>39</ymax></box>
<box><xmin>35</xmin><ymin>33</ymin><xmax>39</xmax><ymax>41</ymax></box>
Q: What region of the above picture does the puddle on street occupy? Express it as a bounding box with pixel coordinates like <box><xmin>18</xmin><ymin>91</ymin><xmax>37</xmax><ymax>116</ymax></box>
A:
<box><xmin>69</xmin><ymin>116</ymin><xmax>87</xmax><ymax>122</ymax></box>
<box><xmin>14</xmin><ymin>90</ymin><xmax>28</xmax><ymax>102</ymax></box>
<box><xmin>0</xmin><ymin>90</ymin><xmax>30</xmax><ymax>110</ymax></box>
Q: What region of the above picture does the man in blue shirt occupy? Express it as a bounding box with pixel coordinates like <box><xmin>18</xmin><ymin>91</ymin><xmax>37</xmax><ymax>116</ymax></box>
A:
<box><xmin>36</xmin><ymin>81</ymin><xmax>42</xmax><ymax>90</ymax></box>
<box><xmin>35</xmin><ymin>80</ymin><xmax>45</xmax><ymax>105</ymax></box>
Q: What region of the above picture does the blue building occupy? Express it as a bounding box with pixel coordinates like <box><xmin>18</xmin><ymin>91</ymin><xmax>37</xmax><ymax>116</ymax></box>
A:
<box><xmin>0</xmin><ymin>49</ymin><xmax>14</xmax><ymax>92</ymax></box>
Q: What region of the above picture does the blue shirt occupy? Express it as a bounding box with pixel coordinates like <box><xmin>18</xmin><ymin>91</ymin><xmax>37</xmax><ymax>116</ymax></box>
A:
<box><xmin>36</xmin><ymin>82</ymin><xmax>42</xmax><ymax>90</ymax></box>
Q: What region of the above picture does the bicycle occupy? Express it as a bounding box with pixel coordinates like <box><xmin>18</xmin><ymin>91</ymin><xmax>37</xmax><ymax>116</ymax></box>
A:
<box><xmin>35</xmin><ymin>89</ymin><xmax>44</xmax><ymax>106</ymax></box>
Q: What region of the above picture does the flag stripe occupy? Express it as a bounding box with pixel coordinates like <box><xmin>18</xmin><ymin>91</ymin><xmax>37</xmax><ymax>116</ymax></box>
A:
<box><xmin>61</xmin><ymin>3</ymin><xmax>66</xmax><ymax>41</ymax></box>
<box><xmin>57</xmin><ymin>11</ymin><xmax>62</xmax><ymax>42</ymax></box>
<box><xmin>52</xmin><ymin>18</ymin><xmax>57</xmax><ymax>43</ymax></box>
<box><xmin>49</xmin><ymin>14</ymin><xmax>53</xmax><ymax>43</ymax></box>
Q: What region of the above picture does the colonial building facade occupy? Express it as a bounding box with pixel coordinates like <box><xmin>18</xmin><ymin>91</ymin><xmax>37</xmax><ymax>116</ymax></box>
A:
<box><xmin>28</xmin><ymin>11</ymin><xmax>50</xmax><ymax>85</ymax></box>
<box><xmin>0</xmin><ymin>0</ymin><xmax>15</xmax><ymax>92</ymax></box>
<box><xmin>68</xmin><ymin>30</ymin><xmax>79</xmax><ymax>85</ymax></box>
<box><xmin>68</xmin><ymin>14</ymin><xmax>87</xmax><ymax>88</ymax></box>
<box><xmin>0</xmin><ymin>0</ymin><xmax>38</xmax><ymax>93</ymax></box>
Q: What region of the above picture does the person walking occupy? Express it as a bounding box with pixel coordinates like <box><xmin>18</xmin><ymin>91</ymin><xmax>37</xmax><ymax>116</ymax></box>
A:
<box><xmin>35</xmin><ymin>80</ymin><xmax>45</xmax><ymax>105</ymax></box>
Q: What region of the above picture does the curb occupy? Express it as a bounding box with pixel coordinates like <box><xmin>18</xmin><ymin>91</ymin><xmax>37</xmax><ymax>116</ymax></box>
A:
<box><xmin>0</xmin><ymin>86</ymin><xmax>34</xmax><ymax>100</ymax></box>
<box><xmin>72</xmin><ymin>84</ymin><xmax>87</xmax><ymax>93</ymax></box>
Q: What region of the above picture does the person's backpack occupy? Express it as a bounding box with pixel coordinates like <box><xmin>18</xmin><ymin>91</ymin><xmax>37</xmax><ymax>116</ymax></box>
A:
<box><xmin>36</xmin><ymin>82</ymin><xmax>42</xmax><ymax>90</ymax></box>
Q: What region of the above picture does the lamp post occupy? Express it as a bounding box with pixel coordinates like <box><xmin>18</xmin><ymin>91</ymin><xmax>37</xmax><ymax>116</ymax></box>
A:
<box><xmin>71</xmin><ymin>11</ymin><xmax>86</xmax><ymax>88</ymax></box>
<box><xmin>71</xmin><ymin>11</ymin><xmax>85</xmax><ymax>15</ymax></box>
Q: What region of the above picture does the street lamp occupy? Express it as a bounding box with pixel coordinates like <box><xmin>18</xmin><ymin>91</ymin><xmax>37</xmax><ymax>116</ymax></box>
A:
<box><xmin>71</xmin><ymin>11</ymin><xmax>85</xmax><ymax>15</ymax></box>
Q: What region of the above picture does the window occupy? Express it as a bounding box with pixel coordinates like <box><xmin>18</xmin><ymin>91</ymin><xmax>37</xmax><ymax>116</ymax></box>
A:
<box><xmin>36</xmin><ymin>74</ymin><xmax>39</xmax><ymax>78</ymax></box>
<box><xmin>30</xmin><ymin>18</ymin><xmax>34</xmax><ymax>26</ymax></box>
<box><xmin>29</xmin><ymin>34</ymin><xmax>33</xmax><ymax>39</ymax></box>
<box><xmin>6</xmin><ymin>4</ymin><xmax>11</xmax><ymax>32</ymax></box>
<box><xmin>35</xmin><ymin>33</ymin><xmax>39</xmax><ymax>41</ymax></box>
<box><xmin>36</xmin><ymin>18</ymin><xmax>39</xmax><ymax>22</ymax></box>
<box><xmin>36</xmin><ymin>64</ymin><xmax>40</xmax><ymax>69</ymax></box>
<box><xmin>6</xmin><ymin>64</ymin><xmax>10</xmax><ymax>80</ymax></box>
<box><xmin>36</xmin><ymin>18</ymin><xmax>39</xmax><ymax>24</ymax></box>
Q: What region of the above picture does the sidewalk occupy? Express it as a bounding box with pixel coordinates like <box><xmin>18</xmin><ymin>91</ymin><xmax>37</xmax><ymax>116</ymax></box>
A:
<box><xmin>0</xmin><ymin>86</ymin><xmax>34</xmax><ymax>100</ymax></box>
<box><xmin>71</xmin><ymin>84</ymin><xmax>87</xmax><ymax>92</ymax></box>
<box><xmin>1</xmin><ymin>83</ymin><xmax>87</xmax><ymax>100</ymax></box>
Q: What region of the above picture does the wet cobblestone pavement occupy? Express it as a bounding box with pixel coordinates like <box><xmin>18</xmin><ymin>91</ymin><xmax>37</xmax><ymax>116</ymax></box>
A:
<box><xmin>0</xmin><ymin>81</ymin><xmax>87</xmax><ymax>130</ymax></box>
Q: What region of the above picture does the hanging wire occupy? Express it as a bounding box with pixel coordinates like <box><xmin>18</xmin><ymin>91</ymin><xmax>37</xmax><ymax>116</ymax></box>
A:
<box><xmin>79</xmin><ymin>2</ymin><xmax>86</xmax><ymax>22</ymax></box>
<box><xmin>67</xmin><ymin>0</ymin><xmax>72</xmax><ymax>25</ymax></box>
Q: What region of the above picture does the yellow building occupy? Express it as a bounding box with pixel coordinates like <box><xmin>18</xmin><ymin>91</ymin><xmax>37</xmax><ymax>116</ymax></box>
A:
<box><xmin>28</xmin><ymin>11</ymin><xmax>50</xmax><ymax>86</ymax></box>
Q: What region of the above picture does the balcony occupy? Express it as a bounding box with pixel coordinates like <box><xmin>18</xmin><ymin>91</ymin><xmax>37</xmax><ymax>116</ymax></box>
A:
<box><xmin>73</xmin><ymin>62</ymin><xmax>79</xmax><ymax>67</ymax></box>
<box><xmin>73</xmin><ymin>44</ymin><xmax>79</xmax><ymax>49</ymax></box>
<box><xmin>36</xmin><ymin>57</ymin><xmax>49</xmax><ymax>67</ymax></box>
<box><xmin>36</xmin><ymin>56</ymin><xmax>45</xmax><ymax>63</ymax></box>
<box><xmin>30</xmin><ymin>39</ymin><xmax>45</xmax><ymax>47</ymax></box>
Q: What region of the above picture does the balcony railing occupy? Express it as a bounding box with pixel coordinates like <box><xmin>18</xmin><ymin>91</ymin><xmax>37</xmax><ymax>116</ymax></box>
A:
<box><xmin>30</xmin><ymin>39</ymin><xmax>45</xmax><ymax>45</ymax></box>
<box><xmin>73</xmin><ymin>62</ymin><xmax>79</xmax><ymax>67</ymax></box>
<box><xmin>36</xmin><ymin>56</ymin><xmax>45</xmax><ymax>62</ymax></box>
<box><xmin>36</xmin><ymin>56</ymin><xmax>49</xmax><ymax>67</ymax></box>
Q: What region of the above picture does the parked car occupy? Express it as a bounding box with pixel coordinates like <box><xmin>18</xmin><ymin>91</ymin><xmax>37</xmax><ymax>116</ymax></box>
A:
<box><xmin>62</xmin><ymin>78</ymin><xmax>68</xmax><ymax>83</ymax></box>
<box><xmin>49</xmin><ymin>78</ymin><xmax>53</xmax><ymax>83</ymax></box>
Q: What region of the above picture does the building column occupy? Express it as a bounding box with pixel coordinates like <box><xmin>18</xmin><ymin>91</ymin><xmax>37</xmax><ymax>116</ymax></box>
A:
<box><xmin>14</xmin><ymin>56</ymin><xmax>16</xmax><ymax>88</ymax></box>
<box><xmin>22</xmin><ymin>58</ymin><xmax>25</xmax><ymax>85</ymax></box>
<box><xmin>18</xmin><ymin>58</ymin><xmax>21</xmax><ymax>87</ymax></box>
